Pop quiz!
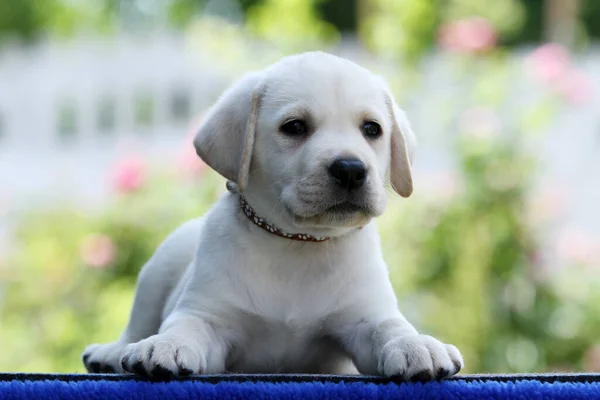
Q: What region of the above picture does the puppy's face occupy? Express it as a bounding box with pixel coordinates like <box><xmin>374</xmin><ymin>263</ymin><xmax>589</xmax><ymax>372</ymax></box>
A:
<box><xmin>251</xmin><ymin>57</ymin><xmax>392</xmax><ymax>230</ymax></box>
<box><xmin>195</xmin><ymin>52</ymin><xmax>415</xmax><ymax>236</ymax></box>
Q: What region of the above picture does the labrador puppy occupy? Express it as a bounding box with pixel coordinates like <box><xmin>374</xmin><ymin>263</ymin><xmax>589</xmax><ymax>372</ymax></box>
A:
<box><xmin>82</xmin><ymin>51</ymin><xmax>463</xmax><ymax>379</ymax></box>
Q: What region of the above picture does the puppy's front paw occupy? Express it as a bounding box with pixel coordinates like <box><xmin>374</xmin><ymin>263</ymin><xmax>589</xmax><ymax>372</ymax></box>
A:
<box><xmin>120</xmin><ymin>334</ymin><xmax>206</xmax><ymax>378</ymax></box>
<box><xmin>378</xmin><ymin>334</ymin><xmax>463</xmax><ymax>380</ymax></box>
<box><xmin>82</xmin><ymin>341</ymin><xmax>127</xmax><ymax>373</ymax></box>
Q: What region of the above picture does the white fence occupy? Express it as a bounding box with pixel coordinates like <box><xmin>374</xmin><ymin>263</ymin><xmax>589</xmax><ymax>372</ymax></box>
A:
<box><xmin>0</xmin><ymin>33</ymin><xmax>226</xmax><ymax>149</ymax></box>
<box><xmin>0</xmin><ymin>32</ymin><xmax>228</xmax><ymax>208</ymax></box>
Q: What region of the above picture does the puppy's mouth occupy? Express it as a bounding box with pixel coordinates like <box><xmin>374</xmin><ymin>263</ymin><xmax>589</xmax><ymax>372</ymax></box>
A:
<box><xmin>289</xmin><ymin>200</ymin><xmax>373</xmax><ymax>220</ymax></box>
<box><xmin>324</xmin><ymin>202</ymin><xmax>367</xmax><ymax>215</ymax></box>
<box><xmin>280</xmin><ymin>181</ymin><xmax>384</xmax><ymax>228</ymax></box>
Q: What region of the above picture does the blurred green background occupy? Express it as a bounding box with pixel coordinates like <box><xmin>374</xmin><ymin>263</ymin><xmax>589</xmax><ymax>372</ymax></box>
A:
<box><xmin>1</xmin><ymin>0</ymin><xmax>600</xmax><ymax>374</ymax></box>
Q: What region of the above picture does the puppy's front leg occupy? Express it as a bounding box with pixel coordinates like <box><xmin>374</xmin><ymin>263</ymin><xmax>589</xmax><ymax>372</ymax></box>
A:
<box><xmin>338</xmin><ymin>315</ymin><xmax>463</xmax><ymax>380</ymax></box>
<box><xmin>120</xmin><ymin>311</ymin><xmax>227</xmax><ymax>378</ymax></box>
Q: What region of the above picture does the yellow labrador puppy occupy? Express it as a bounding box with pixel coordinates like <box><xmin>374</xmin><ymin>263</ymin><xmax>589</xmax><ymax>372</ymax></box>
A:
<box><xmin>82</xmin><ymin>52</ymin><xmax>463</xmax><ymax>379</ymax></box>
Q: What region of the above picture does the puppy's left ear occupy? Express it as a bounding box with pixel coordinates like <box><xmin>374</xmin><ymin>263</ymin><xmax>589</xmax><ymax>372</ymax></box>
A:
<box><xmin>194</xmin><ymin>72</ymin><xmax>266</xmax><ymax>192</ymax></box>
<box><xmin>381</xmin><ymin>83</ymin><xmax>417</xmax><ymax>198</ymax></box>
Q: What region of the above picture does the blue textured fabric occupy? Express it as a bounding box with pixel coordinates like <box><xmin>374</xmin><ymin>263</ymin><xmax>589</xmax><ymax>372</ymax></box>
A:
<box><xmin>1</xmin><ymin>373</ymin><xmax>600</xmax><ymax>399</ymax></box>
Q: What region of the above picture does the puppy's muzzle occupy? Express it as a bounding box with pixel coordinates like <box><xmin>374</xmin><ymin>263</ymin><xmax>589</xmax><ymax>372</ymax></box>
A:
<box><xmin>328</xmin><ymin>158</ymin><xmax>367</xmax><ymax>191</ymax></box>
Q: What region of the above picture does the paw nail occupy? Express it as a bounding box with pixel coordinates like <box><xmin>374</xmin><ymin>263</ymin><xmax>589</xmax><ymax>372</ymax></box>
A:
<box><xmin>411</xmin><ymin>370</ymin><xmax>433</xmax><ymax>382</ymax></box>
<box><xmin>435</xmin><ymin>368</ymin><xmax>450</xmax><ymax>380</ymax></box>
<box><xmin>88</xmin><ymin>362</ymin><xmax>101</xmax><ymax>373</ymax></box>
<box><xmin>133</xmin><ymin>361</ymin><xmax>147</xmax><ymax>376</ymax></box>
<box><xmin>452</xmin><ymin>360</ymin><xmax>462</xmax><ymax>374</ymax></box>
<box><xmin>151</xmin><ymin>365</ymin><xmax>174</xmax><ymax>379</ymax></box>
<box><xmin>100</xmin><ymin>365</ymin><xmax>115</xmax><ymax>374</ymax></box>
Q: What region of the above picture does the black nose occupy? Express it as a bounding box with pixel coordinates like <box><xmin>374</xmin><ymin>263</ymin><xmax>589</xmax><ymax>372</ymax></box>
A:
<box><xmin>328</xmin><ymin>158</ymin><xmax>367</xmax><ymax>191</ymax></box>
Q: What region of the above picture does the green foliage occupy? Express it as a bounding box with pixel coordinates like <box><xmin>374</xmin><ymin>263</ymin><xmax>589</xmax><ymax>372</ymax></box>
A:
<box><xmin>442</xmin><ymin>0</ymin><xmax>525</xmax><ymax>40</ymax></box>
<box><xmin>0</xmin><ymin>171</ymin><xmax>223</xmax><ymax>372</ymax></box>
<box><xmin>3</xmin><ymin>0</ymin><xmax>600</xmax><ymax>49</ymax></box>
<box><xmin>377</xmin><ymin>49</ymin><xmax>600</xmax><ymax>373</ymax></box>
<box><xmin>0</xmin><ymin>0</ymin><xmax>39</xmax><ymax>41</ymax></box>
<box><xmin>359</xmin><ymin>0</ymin><xmax>438</xmax><ymax>64</ymax></box>
<box><xmin>0</xmin><ymin>0</ymin><xmax>115</xmax><ymax>42</ymax></box>
<box><xmin>246</xmin><ymin>0</ymin><xmax>340</xmax><ymax>53</ymax></box>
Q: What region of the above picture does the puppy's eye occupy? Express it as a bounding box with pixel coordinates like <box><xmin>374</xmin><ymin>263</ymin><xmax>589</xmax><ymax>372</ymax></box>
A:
<box><xmin>280</xmin><ymin>119</ymin><xmax>308</xmax><ymax>136</ymax></box>
<box><xmin>362</xmin><ymin>121</ymin><xmax>381</xmax><ymax>139</ymax></box>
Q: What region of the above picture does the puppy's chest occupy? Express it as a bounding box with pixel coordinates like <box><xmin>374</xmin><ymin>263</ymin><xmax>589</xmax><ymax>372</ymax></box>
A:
<box><xmin>220</xmin><ymin>240</ymin><xmax>369</xmax><ymax>372</ymax></box>
<box><xmin>227</xmin><ymin>315</ymin><xmax>336</xmax><ymax>373</ymax></box>
<box><xmin>234</xmin><ymin>257</ymin><xmax>349</xmax><ymax>321</ymax></box>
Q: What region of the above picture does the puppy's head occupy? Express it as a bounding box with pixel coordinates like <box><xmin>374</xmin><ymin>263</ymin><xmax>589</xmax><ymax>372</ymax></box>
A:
<box><xmin>194</xmin><ymin>52</ymin><xmax>416</xmax><ymax>236</ymax></box>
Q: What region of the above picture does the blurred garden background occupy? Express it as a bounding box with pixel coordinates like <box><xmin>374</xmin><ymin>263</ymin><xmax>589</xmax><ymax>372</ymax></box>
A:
<box><xmin>1</xmin><ymin>0</ymin><xmax>600</xmax><ymax>374</ymax></box>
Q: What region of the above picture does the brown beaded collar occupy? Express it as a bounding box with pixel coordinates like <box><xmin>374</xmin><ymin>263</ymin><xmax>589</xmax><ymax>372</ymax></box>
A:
<box><xmin>228</xmin><ymin>181</ymin><xmax>329</xmax><ymax>243</ymax></box>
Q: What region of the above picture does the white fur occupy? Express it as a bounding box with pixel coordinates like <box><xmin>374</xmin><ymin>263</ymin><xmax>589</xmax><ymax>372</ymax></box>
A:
<box><xmin>82</xmin><ymin>52</ymin><xmax>463</xmax><ymax>379</ymax></box>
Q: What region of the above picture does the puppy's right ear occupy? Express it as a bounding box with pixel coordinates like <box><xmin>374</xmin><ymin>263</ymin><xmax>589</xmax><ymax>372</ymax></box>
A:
<box><xmin>194</xmin><ymin>72</ymin><xmax>266</xmax><ymax>191</ymax></box>
<box><xmin>378</xmin><ymin>79</ymin><xmax>417</xmax><ymax>198</ymax></box>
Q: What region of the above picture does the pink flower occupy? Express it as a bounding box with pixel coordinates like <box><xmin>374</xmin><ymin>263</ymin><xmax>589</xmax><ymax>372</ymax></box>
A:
<box><xmin>554</xmin><ymin>69</ymin><xmax>592</xmax><ymax>105</ymax></box>
<box><xmin>526</xmin><ymin>43</ymin><xmax>571</xmax><ymax>84</ymax></box>
<box><xmin>111</xmin><ymin>155</ymin><xmax>146</xmax><ymax>193</ymax></box>
<box><xmin>526</xmin><ymin>250</ymin><xmax>548</xmax><ymax>282</ymax></box>
<box><xmin>176</xmin><ymin>114</ymin><xmax>208</xmax><ymax>177</ymax></box>
<box><xmin>526</xmin><ymin>43</ymin><xmax>593</xmax><ymax>105</ymax></box>
<box><xmin>80</xmin><ymin>233</ymin><xmax>117</xmax><ymax>269</ymax></box>
<box><xmin>177</xmin><ymin>143</ymin><xmax>206</xmax><ymax>176</ymax></box>
<box><xmin>438</xmin><ymin>17</ymin><xmax>497</xmax><ymax>54</ymax></box>
<box><xmin>176</xmin><ymin>137</ymin><xmax>207</xmax><ymax>177</ymax></box>
<box><xmin>527</xmin><ymin>185</ymin><xmax>568</xmax><ymax>223</ymax></box>
<box><xmin>555</xmin><ymin>228</ymin><xmax>600</xmax><ymax>267</ymax></box>
<box><xmin>459</xmin><ymin>107</ymin><xmax>501</xmax><ymax>139</ymax></box>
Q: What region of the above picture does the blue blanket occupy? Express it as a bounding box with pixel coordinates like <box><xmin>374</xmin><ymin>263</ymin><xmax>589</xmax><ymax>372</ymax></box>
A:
<box><xmin>1</xmin><ymin>373</ymin><xmax>599</xmax><ymax>399</ymax></box>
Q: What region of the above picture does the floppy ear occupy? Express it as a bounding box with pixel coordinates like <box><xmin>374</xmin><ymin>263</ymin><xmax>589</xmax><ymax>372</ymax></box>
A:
<box><xmin>193</xmin><ymin>72</ymin><xmax>266</xmax><ymax>192</ymax></box>
<box><xmin>382</xmin><ymin>87</ymin><xmax>417</xmax><ymax>198</ymax></box>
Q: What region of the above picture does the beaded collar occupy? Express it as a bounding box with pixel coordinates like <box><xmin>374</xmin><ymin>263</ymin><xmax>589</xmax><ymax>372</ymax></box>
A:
<box><xmin>227</xmin><ymin>181</ymin><xmax>329</xmax><ymax>243</ymax></box>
